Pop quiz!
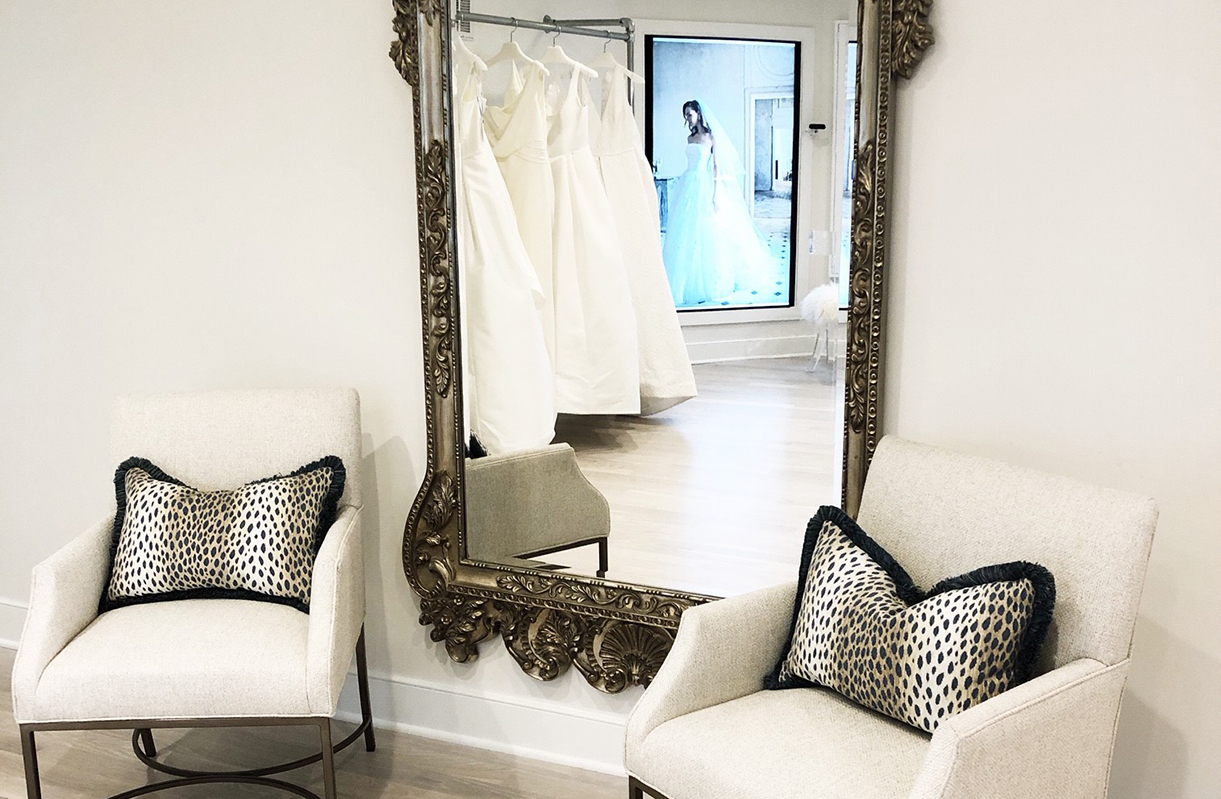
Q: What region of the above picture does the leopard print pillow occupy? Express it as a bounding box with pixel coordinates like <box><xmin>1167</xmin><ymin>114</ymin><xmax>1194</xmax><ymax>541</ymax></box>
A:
<box><xmin>99</xmin><ymin>456</ymin><xmax>346</xmax><ymax>614</ymax></box>
<box><xmin>766</xmin><ymin>506</ymin><xmax>1055</xmax><ymax>732</ymax></box>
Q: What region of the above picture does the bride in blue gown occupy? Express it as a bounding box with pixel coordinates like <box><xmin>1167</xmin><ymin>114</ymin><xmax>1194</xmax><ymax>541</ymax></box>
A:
<box><xmin>662</xmin><ymin>99</ymin><xmax>779</xmax><ymax>308</ymax></box>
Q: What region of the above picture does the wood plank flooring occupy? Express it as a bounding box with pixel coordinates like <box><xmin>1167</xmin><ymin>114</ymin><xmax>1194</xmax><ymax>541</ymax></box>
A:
<box><xmin>548</xmin><ymin>356</ymin><xmax>846</xmax><ymax>597</ymax></box>
<box><xmin>0</xmin><ymin>649</ymin><xmax>622</xmax><ymax>799</ymax></box>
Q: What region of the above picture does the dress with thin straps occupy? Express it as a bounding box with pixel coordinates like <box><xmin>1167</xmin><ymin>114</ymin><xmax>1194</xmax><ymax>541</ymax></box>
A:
<box><xmin>453</xmin><ymin>42</ymin><xmax>555</xmax><ymax>454</ymax></box>
<box><xmin>592</xmin><ymin>64</ymin><xmax>697</xmax><ymax>415</ymax></box>
<box><xmin>546</xmin><ymin>67</ymin><xmax>641</xmax><ymax>415</ymax></box>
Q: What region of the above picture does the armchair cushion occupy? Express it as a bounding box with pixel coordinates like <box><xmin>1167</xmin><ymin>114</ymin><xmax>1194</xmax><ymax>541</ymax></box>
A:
<box><xmin>100</xmin><ymin>456</ymin><xmax>345</xmax><ymax>613</ymax></box>
<box><xmin>24</xmin><ymin>599</ymin><xmax>316</xmax><ymax>722</ymax></box>
<box><xmin>632</xmin><ymin>688</ymin><xmax>930</xmax><ymax>799</ymax></box>
<box><xmin>767</xmin><ymin>506</ymin><xmax>1055</xmax><ymax>732</ymax></box>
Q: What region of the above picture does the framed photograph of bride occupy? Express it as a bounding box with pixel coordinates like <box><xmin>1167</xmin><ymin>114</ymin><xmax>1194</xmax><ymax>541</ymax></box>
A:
<box><xmin>645</xmin><ymin>34</ymin><xmax>801</xmax><ymax>312</ymax></box>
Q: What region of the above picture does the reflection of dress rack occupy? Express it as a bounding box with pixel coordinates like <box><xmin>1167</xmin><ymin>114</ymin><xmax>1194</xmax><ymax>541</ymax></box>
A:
<box><xmin>456</xmin><ymin>12</ymin><xmax>697</xmax><ymax>444</ymax></box>
<box><xmin>456</xmin><ymin>11</ymin><xmax>636</xmax><ymax>75</ymax></box>
<box><xmin>452</xmin><ymin>40</ymin><xmax>556</xmax><ymax>454</ymax></box>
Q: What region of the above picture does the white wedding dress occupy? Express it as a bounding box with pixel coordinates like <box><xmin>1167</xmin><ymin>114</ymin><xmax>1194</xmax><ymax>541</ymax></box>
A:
<box><xmin>546</xmin><ymin>66</ymin><xmax>641</xmax><ymax>415</ymax></box>
<box><xmin>452</xmin><ymin>43</ymin><xmax>555</xmax><ymax>454</ymax></box>
<box><xmin>663</xmin><ymin>138</ymin><xmax>779</xmax><ymax>307</ymax></box>
<box><xmin>484</xmin><ymin>61</ymin><xmax>557</xmax><ymax>360</ymax></box>
<box><xmin>593</xmin><ymin>63</ymin><xmax>697</xmax><ymax>415</ymax></box>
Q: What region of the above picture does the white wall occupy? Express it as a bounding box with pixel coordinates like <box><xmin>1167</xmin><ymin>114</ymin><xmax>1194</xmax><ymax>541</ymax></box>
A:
<box><xmin>0</xmin><ymin>0</ymin><xmax>630</xmax><ymax>774</ymax></box>
<box><xmin>2</xmin><ymin>0</ymin><xmax>1219</xmax><ymax>794</ymax></box>
<box><xmin>885</xmin><ymin>1</ymin><xmax>1221</xmax><ymax>797</ymax></box>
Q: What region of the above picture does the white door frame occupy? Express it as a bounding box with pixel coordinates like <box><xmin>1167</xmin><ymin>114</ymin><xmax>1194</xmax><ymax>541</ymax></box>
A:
<box><xmin>744</xmin><ymin>89</ymin><xmax>793</xmax><ymax>216</ymax></box>
<box><xmin>830</xmin><ymin>21</ymin><xmax>858</xmax><ymax>309</ymax></box>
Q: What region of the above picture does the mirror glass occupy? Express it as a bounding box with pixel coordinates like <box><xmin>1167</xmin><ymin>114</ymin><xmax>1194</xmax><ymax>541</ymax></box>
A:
<box><xmin>450</xmin><ymin>0</ymin><xmax>857</xmax><ymax>597</ymax></box>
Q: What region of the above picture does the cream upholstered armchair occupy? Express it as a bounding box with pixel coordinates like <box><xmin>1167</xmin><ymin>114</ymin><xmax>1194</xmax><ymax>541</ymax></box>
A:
<box><xmin>12</xmin><ymin>389</ymin><xmax>373</xmax><ymax>799</ymax></box>
<box><xmin>626</xmin><ymin>436</ymin><xmax>1158</xmax><ymax>799</ymax></box>
<box><xmin>465</xmin><ymin>443</ymin><xmax>612</xmax><ymax>576</ymax></box>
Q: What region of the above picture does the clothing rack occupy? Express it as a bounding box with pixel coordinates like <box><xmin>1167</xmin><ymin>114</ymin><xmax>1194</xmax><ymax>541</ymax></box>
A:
<box><xmin>455</xmin><ymin>11</ymin><xmax>636</xmax><ymax>74</ymax></box>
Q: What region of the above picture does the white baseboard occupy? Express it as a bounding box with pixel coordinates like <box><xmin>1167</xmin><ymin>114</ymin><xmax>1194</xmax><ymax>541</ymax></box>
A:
<box><xmin>336</xmin><ymin>671</ymin><xmax>627</xmax><ymax>776</ymax></box>
<box><xmin>0</xmin><ymin>598</ymin><xmax>627</xmax><ymax>776</ymax></box>
<box><xmin>688</xmin><ymin>333</ymin><xmax>816</xmax><ymax>362</ymax></box>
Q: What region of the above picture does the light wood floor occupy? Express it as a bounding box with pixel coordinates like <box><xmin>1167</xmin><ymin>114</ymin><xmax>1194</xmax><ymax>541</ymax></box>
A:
<box><xmin>0</xmin><ymin>649</ymin><xmax>621</xmax><ymax>799</ymax></box>
<box><xmin>552</xmin><ymin>355</ymin><xmax>845</xmax><ymax>597</ymax></box>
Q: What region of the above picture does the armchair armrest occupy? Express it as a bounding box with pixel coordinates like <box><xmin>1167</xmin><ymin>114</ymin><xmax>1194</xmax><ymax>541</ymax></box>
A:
<box><xmin>306</xmin><ymin>505</ymin><xmax>364</xmax><ymax>714</ymax></box>
<box><xmin>625</xmin><ymin>581</ymin><xmax>797</xmax><ymax>765</ymax></box>
<box><xmin>12</xmin><ymin>516</ymin><xmax>114</xmax><ymax>722</ymax></box>
<box><xmin>908</xmin><ymin>658</ymin><xmax>1129</xmax><ymax>799</ymax></box>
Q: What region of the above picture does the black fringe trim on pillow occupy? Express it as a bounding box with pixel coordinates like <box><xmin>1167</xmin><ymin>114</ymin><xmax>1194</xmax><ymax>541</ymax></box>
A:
<box><xmin>98</xmin><ymin>455</ymin><xmax>347</xmax><ymax>615</ymax></box>
<box><xmin>99</xmin><ymin>587</ymin><xmax>315</xmax><ymax>614</ymax></box>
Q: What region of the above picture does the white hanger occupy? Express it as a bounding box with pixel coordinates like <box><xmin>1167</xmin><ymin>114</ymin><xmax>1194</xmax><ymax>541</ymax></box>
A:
<box><xmin>453</xmin><ymin>33</ymin><xmax>487</xmax><ymax>72</ymax></box>
<box><xmin>485</xmin><ymin>19</ymin><xmax>547</xmax><ymax>73</ymax></box>
<box><xmin>540</xmin><ymin>39</ymin><xmax>597</xmax><ymax>79</ymax></box>
<box><xmin>592</xmin><ymin>49</ymin><xmax>644</xmax><ymax>84</ymax></box>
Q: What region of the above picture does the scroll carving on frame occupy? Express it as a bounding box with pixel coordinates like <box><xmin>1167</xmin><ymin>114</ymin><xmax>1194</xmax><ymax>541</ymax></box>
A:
<box><xmin>843</xmin><ymin>0</ymin><xmax>933</xmax><ymax>515</ymax></box>
<box><xmin>392</xmin><ymin>0</ymin><xmax>933</xmax><ymax>692</ymax></box>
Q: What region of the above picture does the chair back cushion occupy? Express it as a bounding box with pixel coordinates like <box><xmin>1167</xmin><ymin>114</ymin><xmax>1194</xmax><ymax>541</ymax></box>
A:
<box><xmin>856</xmin><ymin>437</ymin><xmax>1157</xmax><ymax>669</ymax></box>
<box><xmin>110</xmin><ymin>389</ymin><xmax>362</xmax><ymax>508</ymax></box>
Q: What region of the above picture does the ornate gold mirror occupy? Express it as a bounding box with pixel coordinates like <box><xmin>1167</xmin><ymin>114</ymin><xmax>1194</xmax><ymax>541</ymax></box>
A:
<box><xmin>390</xmin><ymin>0</ymin><xmax>932</xmax><ymax>692</ymax></box>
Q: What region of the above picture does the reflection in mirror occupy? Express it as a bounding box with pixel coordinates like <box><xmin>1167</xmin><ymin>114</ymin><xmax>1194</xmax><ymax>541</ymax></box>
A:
<box><xmin>647</xmin><ymin>36</ymin><xmax>797</xmax><ymax>311</ymax></box>
<box><xmin>451</xmin><ymin>1</ymin><xmax>857</xmax><ymax>598</ymax></box>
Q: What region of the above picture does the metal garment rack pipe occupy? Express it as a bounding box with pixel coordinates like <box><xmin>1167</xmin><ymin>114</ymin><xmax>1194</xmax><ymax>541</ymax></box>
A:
<box><xmin>544</xmin><ymin>15</ymin><xmax>636</xmax><ymax>74</ymax></box>
<box><xmin>456</xmin><ymin>12</ymin><xmax>630</xmax><ymax>42</ymax></box>
<box><xmin>544</xmin><ymin>17</ymin><xmax>633</xmax><ymax>27</ymax></box>
<box><xmin>456</xmin><ymin>12</ymin><xmax>637</xmax><ymax>107</ymax></box>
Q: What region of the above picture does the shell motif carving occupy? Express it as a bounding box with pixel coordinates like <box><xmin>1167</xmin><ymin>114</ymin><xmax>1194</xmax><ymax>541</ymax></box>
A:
<box><xmin>576</xmin><ymin>620</ymin><xmax>674</xmax><ymax>693</ymax></box>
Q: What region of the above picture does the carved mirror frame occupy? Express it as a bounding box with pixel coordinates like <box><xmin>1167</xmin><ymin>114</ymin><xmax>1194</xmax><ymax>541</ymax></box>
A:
<box><xmin>390</xmin><ymin>0</ymin><xmax>934</xmax><ymax>693</ymax></box>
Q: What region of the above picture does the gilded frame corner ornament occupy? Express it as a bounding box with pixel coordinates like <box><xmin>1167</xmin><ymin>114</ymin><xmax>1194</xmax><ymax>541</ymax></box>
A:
<box><xmin>391</xmin><ymin>0</ymin><xmax>932</xmax><ymax>692</ymax></box>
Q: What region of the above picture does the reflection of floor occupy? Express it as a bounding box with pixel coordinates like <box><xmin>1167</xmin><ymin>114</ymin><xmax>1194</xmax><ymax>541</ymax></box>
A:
<box><xmin>753</xmin><ymin>189</ymin><xmax>792</xmax><ymax>218</ymax></box>
<box><xmin>551</xmin><ymin>354</ymin><xmax>846</xmax><ymax>597</ymax></box>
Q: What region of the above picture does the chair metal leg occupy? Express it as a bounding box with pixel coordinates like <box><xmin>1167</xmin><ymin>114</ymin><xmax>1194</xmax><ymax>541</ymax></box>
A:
<box><xmin>138</xmin><ymin>728</ymin><xmax>157</xmax><ymax>757</ymax></box>
<box><xmin>806</xmin><ymin>329</ymin><xmax>824</xmax><ymax>373</ymax></box>
<box><xmin>318</xmin><ymin>719</ymin><xmax>337</xmax><ymax>799</ymax></box>
<box><xmin>20</xmin><ymin>726</ymin><xmax>42</xmax><ymax>799</ymax></box>
<box><xmin>355</xmin><ymin>629</ymin><xmax>376</xmax><ymax>753</ymax></box>
<box><xmin>598</xmin><ymin>537</ymin><xmax>609</xmax><ymax>579</ymax></box>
